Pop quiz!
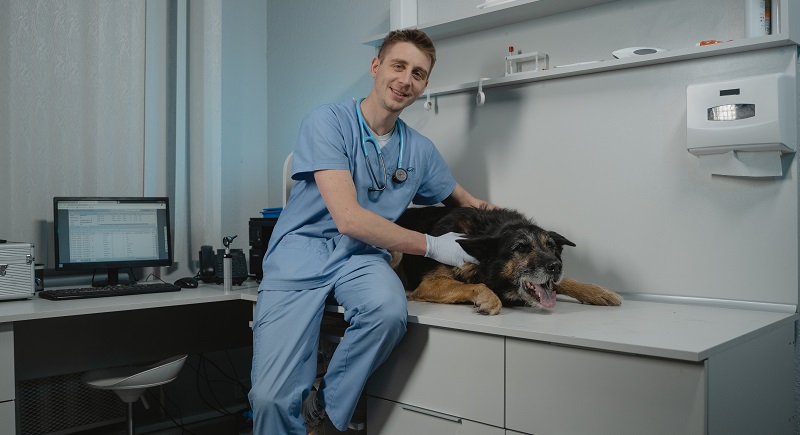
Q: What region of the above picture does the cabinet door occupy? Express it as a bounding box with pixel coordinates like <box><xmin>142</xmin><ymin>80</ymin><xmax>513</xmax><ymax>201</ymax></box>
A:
<box><xmin>0</xmin><ymin>400</ymin><xmax>15</xmax><ymax>434</ymax></box>
<box><xmin>368</xmin><ymin>396</ymin><xmax>504</xmax><ymax>435</ymax></box>
<box><xmin>0</xmin><ymin>324</ymin><xmax>13</xmax><ymax>402</ymax></box>
<box><xmin>505</xmin><ymin>338</ymin><xmax>705</xmax><ymax>435</ymax></box>
<box><xmin>367</xmin><ymin>323</ymin><xmax>504</xmax><ymax>427</ymax></box>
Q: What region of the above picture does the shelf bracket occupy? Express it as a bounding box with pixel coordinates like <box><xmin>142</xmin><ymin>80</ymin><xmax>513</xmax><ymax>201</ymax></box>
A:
<box><xmin>476</xmin><ymin>77</ymin><xmax>490</xmax><ymax>106</ymax></box>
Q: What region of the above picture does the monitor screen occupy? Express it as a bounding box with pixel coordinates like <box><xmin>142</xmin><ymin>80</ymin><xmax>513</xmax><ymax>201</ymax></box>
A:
<box><xmin>53</xmin><ymin>197</ymin><xmax>173</xmax><ymax>285</ymax></box>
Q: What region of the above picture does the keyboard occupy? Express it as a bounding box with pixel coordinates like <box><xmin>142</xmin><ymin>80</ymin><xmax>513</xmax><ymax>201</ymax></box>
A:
<box><xmin>39</xmin><ymin>282</ymin><xmax>182</xmax><ymax>301</ymax></box>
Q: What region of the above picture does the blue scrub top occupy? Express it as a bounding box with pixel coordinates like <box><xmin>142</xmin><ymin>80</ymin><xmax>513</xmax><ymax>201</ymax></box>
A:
<box><xmin>260</xmin><ymin>99</ymin><xmax>456</xmax><ymax>291</ymax></box>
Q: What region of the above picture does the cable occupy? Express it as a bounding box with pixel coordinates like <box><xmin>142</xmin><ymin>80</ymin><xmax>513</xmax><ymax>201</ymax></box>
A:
<box><xmin>201</xmin><ymin>352</ymin><xmax>249</xmax><ymax>395</ymax></box>
<box><xmin>199</xmin><ymin>356</ymin><xmax>232</xmax><ymax>414</ymax></box>
<box><xmin>146</xmin><ymin>388</ymin><xmax>199</xmax><ymax>435</ymax></box>
<box><xmin>185</xmin><ymin>358</ymin><xmax>234</xmax><ymax>416</ymax></box>
<box><xmin>142</xmin><ymin>272</ymin><xmax>169</xmax><ymax>284</ymax></box>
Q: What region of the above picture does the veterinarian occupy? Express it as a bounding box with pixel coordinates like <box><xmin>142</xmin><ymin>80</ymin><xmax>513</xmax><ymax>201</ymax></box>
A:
<box><xmin>249</xmin><ymin>28</ymin><xmax>493</xmax><ymax>435</ymax></box>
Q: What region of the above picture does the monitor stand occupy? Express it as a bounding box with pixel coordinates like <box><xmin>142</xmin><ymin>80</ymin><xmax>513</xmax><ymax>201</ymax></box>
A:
<box><xmin>92</xmin><ymin>268</ymin><xmax>133</xmax><ymax>287</ymax></box>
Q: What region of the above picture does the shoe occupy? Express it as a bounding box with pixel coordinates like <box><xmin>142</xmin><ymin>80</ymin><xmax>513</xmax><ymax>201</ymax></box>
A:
<box><xmin>303</xmin><ymin>388</ymin><xmax>327</xmax><ymax>435</ymax></box>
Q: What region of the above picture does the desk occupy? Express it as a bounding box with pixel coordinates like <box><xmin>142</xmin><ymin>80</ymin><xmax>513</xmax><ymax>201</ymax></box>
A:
<box><xmin>0</xmin><ymin>284</ymin><xmax>797</xmax><ymax>434</ymax></box>
<box><xmin>0</xmin><ymin>282</ymin><xmax>260</xmax><ymax>434</ymax></box>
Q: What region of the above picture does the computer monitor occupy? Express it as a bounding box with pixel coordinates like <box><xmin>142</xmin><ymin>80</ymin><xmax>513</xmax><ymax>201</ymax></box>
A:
<box><xmin>53</xmin><ymin>197</ymin><xmax>173</xmax><ymax>286</ymax></box>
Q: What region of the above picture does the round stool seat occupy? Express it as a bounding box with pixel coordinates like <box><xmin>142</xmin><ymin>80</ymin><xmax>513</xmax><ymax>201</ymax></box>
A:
<box><xmin>82</xmin><ymin>354</ymin><xmax>187</xmax><ymax>404</ymax></box>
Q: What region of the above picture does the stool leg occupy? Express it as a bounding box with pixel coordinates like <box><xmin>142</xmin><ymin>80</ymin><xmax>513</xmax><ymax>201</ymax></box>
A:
<box><xmin>127</xmin><ymin>402</ymin><xmax>134</xmax><ymax>435</ymax></box>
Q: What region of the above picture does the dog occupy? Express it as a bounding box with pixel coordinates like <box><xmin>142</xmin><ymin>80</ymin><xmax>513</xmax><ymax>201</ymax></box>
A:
<box><xmin>391</xmin><ymin>206</ymin><xmax>622</xmax><ymax>315</ymax></box>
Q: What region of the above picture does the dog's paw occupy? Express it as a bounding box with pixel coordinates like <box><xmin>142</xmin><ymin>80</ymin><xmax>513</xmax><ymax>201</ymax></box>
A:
<box><xmin>474</xmin><ymin>292</ymin><xmax>502</xmax><ymax>315</ymax></box>
<box><xmin>389</xmin><ymin>250</ymin><xmax>402</xmax><ymax>269</ymax></box>
<box><xmin>580</xmin><ymin>284</ymin><xmax>622</xmax><ymax>306</ymax></box>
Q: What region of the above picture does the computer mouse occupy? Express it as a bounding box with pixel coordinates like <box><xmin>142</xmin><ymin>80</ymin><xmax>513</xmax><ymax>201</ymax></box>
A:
<box><xmin>174</xmin><ymin>277</ymin><xmax>199</xmax><ymax>288</ymax></box>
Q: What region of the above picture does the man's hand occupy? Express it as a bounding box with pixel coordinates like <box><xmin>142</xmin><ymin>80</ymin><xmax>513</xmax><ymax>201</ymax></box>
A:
<box><xmin>424</xmin><ymin>232</ymin><xmax>477</xmax><ymax>267</ymax></box>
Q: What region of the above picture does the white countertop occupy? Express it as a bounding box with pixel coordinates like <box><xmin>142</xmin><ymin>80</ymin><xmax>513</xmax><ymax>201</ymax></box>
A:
<box><xmin>1</xmin><ymin>280</ymin><xmax>795</xmax><ymax>363</ymax></box>
<box><xmin>0</xmin><ymin>282</ymin><xmax>259</xmax><ymax>323</ymax></box>
<box><xmin>403</xmin><ymin>298</ymin><xmax>797</xmax><ymax>361</ymax></box>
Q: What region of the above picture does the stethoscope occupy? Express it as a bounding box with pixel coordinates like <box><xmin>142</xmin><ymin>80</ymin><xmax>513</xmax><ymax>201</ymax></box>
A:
<box><xmin>355</xmin><ymin>98</ymin><xmax>407</xmax><ymax>192</ymax></box>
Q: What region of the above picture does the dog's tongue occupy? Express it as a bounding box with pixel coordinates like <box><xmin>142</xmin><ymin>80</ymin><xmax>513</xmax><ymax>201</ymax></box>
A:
<box><xmin>533</xmin><ymin>283</ymin><xmax>557</xmax><ymax>308</ymax></box>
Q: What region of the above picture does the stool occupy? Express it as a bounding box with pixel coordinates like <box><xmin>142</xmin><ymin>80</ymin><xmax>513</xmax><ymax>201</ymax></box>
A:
<box><xmin>81</xmin><ymin>354</ymin><xmax>188</xmax><ymax>435</ymax></box>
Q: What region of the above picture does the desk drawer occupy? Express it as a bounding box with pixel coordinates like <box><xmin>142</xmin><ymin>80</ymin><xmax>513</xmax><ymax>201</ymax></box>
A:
<box><xmin>0</xmin><ymin>324</ymin><xmax>13</xmax><ymax>402</ymax></box>
<box><xmin>367</xmin><ymin>323</ymin><xmax>504</xmax><ymax>427</ymax></box>
<box><xmin>505</xmin><ymin>338</ymin><xmax>705</xmax><ymax>435</ymax></box>
<box><xmin>367</xmin><ymin>396</ymin><xmax>504</xmax><ymax>435</ymax></box>
<box><xmin>0</xmin><ymin>400</ymin><xmax>16</xmax><ymax>434</ymax></box>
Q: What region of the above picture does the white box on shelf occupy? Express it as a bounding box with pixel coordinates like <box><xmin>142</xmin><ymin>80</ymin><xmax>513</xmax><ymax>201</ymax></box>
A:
<box><xmin>505</xmin><ymin>51</ymin><xmax>549</xmax><ymax>76</ymax></box>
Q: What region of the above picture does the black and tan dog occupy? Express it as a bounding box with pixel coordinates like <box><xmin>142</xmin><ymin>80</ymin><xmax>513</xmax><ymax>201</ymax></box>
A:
<box><xmin>392</xmin><ymin>206</ymin><xmax>622</xmax><ymax>315</ymax></box>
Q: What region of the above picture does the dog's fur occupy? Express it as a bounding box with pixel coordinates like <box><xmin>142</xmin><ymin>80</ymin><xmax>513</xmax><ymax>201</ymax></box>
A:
<box><xmin>392</xmin><ymin>206</ymin><xmax>621</xmax><ymax>315</ymax></box>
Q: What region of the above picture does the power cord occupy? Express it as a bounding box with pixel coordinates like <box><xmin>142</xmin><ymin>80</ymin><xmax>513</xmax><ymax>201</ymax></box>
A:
<box><xmin>145</xmin><ymin>389</ymin><xmax>199</xmax><ymax>435</ymax></box>
<box><xmin>183</xmin><ymin>354</ymin><xmax>243</xmax><ymax>417</ymax></box>
<box><xmin>142</xmin><ymin>352</ymin><xmax>251</xmax><ymax>432</ymax></box>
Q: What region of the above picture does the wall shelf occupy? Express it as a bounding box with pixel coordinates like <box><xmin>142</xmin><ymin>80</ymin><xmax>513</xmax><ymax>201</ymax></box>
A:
<box><xmin>364</xmin><ymin>0</ymin><xmax>798</xmax><ymax>100</ymax></box>
<box><xmin>362</xmin><ymin>0</ymin><xmax>619</xmax><ymax>46</ymax></box>
<box><xmin>423</xmin><ymin>34</ymin><xmax>799</xmax><ymax>99</ymax></box>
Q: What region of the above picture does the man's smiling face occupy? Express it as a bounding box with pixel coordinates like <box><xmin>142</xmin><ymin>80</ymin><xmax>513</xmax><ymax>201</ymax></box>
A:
<box><xmin>370</xmin><ymin>41</ymin><xmax>431</xmax><ymax>114</ymax></box>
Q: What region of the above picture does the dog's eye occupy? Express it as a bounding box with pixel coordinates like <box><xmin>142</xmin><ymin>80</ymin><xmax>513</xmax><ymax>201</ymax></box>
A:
<box><xmin>545</xmin><ymin>239</ymin><xmax>557</xmax><ymax>250</ymax></box>
<box><xmin>513</xmin><ymin>243</ymin><xmax>532</xmax><ymax>253</ymax></box>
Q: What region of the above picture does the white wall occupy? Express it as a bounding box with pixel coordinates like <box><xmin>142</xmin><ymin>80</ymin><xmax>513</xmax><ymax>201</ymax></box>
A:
<box><xmin>0</xmin><ymin>1</ymin><xmax>147</xmax><ymax>267</ymax></box>
<box><xmin>407</xmin><ymin>51</ymin><xmax>798</xmax><ymax>307</ymax></box>
<box><xmin>181</xmin><ymin>0</ymin><xmax>269</xmax><ymax>276</ymax></box>
<box><xmin>0</xmin><ymin>0</ymin><xmax>269</xmax><ymax>280</ymax></box>
<box><xmin>220</xmin><ymin>0</ymin><xmax>268</xmax><ymax>253</ymax></box>
<box><xmin>264</xmin><ymin>0</ymin><xmax>387</xmax><ymax>207</ymax></box>
<box><xmin>264</xmin><ymin>0</ymin><xmax>798</xmax><ymax>306</ymax></box>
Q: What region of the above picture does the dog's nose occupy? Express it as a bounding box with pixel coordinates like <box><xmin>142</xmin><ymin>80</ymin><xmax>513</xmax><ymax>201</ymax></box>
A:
<box><xmin>546</xmin><ymin>261</ymin><xmax>562</xmax><ymax>275</ymax></box>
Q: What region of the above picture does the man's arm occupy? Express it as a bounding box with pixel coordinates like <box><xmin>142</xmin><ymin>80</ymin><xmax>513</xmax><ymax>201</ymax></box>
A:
<box><xmin>315</xmin><ymin>169</ymin><xmax>427</xmax><ymax>255</ymax></box>
<box><xmin>442</xmin><ymin>183</ymin><xmax>495</xmax><ymax>209</ymax></box>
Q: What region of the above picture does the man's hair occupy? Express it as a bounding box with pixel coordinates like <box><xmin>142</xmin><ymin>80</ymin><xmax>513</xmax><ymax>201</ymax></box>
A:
<box><xmin>377</xmin><ymin>29</ymin><xmax>436</xmax><ymax>72</ymax></box>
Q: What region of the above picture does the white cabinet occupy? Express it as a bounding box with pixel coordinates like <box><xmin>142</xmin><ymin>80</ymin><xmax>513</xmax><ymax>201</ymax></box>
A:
<box><xmin>0</xmin><ymin>323</ymin><xmax>15</xmax><ymax>434</ymax></box>
<box><xmin>362</xmin><ymin>0</ymin><xmax>619</xmax><ymax>46</ymax></box>
<box><xmin>367</xmin><ymin>323</ymin><xmax>505</xmax><ymax>428</ymax></box>
<box><xmin>505</xmin><ymin>339</ymin><xmax>705</xmax><ymax>435</ymax></box>
<box><xmin>366</xmin><ymin>301</ymin><xmax>796</xmax><ymax>435</ymax></box>
<box><xmin>0</xmin><ymin>401</ymin><xmax>15</xmax><ymax>435</ymax></box>
<box><xmin>368</xmin><ymin>396</ymin><xmax>504</xmax><ymax>435</ymax></box>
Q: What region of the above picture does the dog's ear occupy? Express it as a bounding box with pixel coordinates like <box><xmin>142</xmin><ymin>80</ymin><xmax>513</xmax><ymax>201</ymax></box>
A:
<box><xmin>456</xmin><ymin>236</ymin><xmax>499</xmax><ymax>259</ymax></box>
<box><xmin>549</xmin><ymin>231</ymin><xmax>576</xmax><ymax>248</ymax></box>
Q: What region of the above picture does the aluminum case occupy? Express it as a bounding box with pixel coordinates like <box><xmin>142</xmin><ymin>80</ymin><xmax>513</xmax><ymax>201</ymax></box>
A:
<box><xmin>0</xmin><ymin>242</ymin><xmax>35</xmax><ymax>300</ymax></box>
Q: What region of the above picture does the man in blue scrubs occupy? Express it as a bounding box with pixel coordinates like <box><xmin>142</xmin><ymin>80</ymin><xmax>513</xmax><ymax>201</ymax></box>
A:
<box><xmin>249</xmin><ymin>29</ymin><xmax>493</xmax><ymax>434</ymax></box>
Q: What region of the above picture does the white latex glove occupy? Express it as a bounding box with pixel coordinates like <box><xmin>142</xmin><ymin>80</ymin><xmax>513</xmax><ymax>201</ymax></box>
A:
<box><xmin>424</xmin><ymin>232</ymin><xmax>478</xmax><ymax>267</ymax></box>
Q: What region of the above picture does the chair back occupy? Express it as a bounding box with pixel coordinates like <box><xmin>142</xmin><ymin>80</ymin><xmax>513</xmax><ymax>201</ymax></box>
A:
<box><xmin>283</xmin><ymin>152</ymin><xmax>294</xmax><ymax>207</ymax></box>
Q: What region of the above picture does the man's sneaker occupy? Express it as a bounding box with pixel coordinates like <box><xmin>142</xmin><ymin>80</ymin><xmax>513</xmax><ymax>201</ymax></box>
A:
<box><xmin>303</xmin><ymin>388</ymin><xmax>327</xmax><ymax>435</ymax></box>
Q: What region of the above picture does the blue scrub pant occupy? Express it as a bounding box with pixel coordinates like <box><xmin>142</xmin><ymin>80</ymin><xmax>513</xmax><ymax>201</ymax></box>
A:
<box><xmin>249</xmin><ymin>258</ymin><xmax>407</xmax><ymax>434</ymax></box>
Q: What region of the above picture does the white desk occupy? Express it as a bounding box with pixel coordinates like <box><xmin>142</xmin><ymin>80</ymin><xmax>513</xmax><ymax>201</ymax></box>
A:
<box><xmin>0</xmin><ymin>283</ymin><xmax>259</xmax><ymax>323</ymax></box>
<box><xmin>0</xmin><ymin>283</ymin><xmax>796</xmax><ymax>434</ymax></box>
<box><xmin>0</xmin><ymin>282</ymin><xmax>260</xmax><ymax>434</ymax></box>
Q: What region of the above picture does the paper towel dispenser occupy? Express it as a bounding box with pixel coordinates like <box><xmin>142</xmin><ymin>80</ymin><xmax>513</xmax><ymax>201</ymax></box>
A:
<box><xmin>686</xmin><ymin>73</ymin><xmax>796</xmax><ymax>156</ymax></box>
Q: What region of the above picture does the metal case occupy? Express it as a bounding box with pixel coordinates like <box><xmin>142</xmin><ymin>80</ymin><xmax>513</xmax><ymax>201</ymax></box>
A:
<box><xmin>0</xmin><ymin>242</ymin><xmax>35</xmax><ymax>300</ymax></box>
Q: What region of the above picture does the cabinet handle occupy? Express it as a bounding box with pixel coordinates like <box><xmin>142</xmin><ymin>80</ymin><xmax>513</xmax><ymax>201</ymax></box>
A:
<box><xmin>401</xmin><ymin>404</ymin><xmax>462</xmax><ymax>423</ymax></box>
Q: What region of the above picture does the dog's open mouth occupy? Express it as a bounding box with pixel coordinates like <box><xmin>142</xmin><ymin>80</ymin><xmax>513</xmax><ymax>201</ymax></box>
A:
<box><xmin>525</xmin><ymin>280</ymin><xmax>557</xmax><ymax>308</ymax></box>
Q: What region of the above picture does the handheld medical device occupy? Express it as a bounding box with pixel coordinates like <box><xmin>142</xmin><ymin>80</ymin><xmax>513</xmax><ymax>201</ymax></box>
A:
<box><xmin>356</xmin><ymin>98</ymin><xmax>407</xmax><ymax>191</ymax></box>
<box><xmin>222</xmin><ymin>235</ymin><xmax>237</xmax><ymax>293</ymax></box>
